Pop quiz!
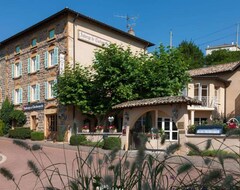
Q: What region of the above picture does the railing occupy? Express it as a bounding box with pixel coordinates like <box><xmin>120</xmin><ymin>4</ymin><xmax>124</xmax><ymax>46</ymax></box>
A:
<box><xmin>193</xmin><ymin>96</ymin><xmax>218</xmax><ymax>108</ymax></box>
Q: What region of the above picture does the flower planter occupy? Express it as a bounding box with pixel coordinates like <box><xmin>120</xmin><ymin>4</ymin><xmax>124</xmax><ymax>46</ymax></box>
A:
<box><xmin>96</xmin><ymin>129</ymin><xmax>103</xmax><ymax>133</ymax></box>
<box><xmin>82</xmin><ymin>129</ymin><xmax>89</xmax><ymax>133</ymax></box>
<box><xmin>109</xmin><ymin>129</ymin><xmax>117</xmax><ymax>133</ymax></box>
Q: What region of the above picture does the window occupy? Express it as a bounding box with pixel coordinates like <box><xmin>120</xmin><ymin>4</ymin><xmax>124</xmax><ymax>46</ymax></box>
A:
<box><xmin>194</xmin><ymin>118</ymin><xmax>207</xmax><ymax>125</ymax></box>
<box><xmin>49</xmin><ymin>29</ymin><xmax>55</xmax><ymax>39</ymax></box>
<box><xmin>44</xmin><ymin>47</ymin><xmax>58</xmax><ymax>68</ymax></box>
<box><xmin>28</xmin><ymin>55</ymin><xmax>40</xmax><ymax>73</ymax></box>
<box><xmin>45</xmin><ymin>79</ymin><xmax>57</xmax><ymax>99</ymax></box>
<box><xmin>158</xmin><ymin>117</ymin><xmax>178</xmax><ymax>141</ymax></box>
<box><xmin>15</xmin><ymin>45</ymin><xmax>20</xmax><ymax>54</ymax></box>
<box><xmin>11</xmin><ymin>62</ymin><xmax>22</xmax><ymax>78</ymax></box>
<box><xmin>12</xmin><ymin>88</ymin><xmax>22</xmax><ymax>104</ymax></box>
<box><xmin>32</xmin><ymin>38</ymin><xmax>37</xmax><ymax>47</ymax></box>
<box><xmin>28</xmin><ymin>84</ymin><xmax>40</xmax><ymax>102</ymax></box>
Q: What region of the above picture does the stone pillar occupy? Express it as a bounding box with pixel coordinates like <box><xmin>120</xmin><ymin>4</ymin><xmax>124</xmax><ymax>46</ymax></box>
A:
<box><xmin>191</xmin><ymin>110</ymin><xmax>195</xmax><ymax>125</ymax></box>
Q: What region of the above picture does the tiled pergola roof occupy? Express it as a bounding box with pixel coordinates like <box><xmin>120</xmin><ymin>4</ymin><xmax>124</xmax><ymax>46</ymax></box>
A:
<box><xmin>112</xmin><ymin>96</ymin><xmax>201</xmax><ymax>109</ymax></box>
<box><xmin>189</xmin><ymin>62</ymin><xmax>240</xmax><ymax>76</ymax></box>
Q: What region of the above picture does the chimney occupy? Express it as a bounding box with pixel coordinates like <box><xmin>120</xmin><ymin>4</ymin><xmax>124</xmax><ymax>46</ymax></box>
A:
<box><xmin>128</xmin><ymin>27</ymin><xmax>135</xmax><ymax>36</ymax></box>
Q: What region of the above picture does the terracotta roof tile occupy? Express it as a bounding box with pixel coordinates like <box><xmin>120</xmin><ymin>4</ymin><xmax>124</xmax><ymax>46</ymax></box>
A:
<box><xmin>112</xmin><ymin>96</ymin><xmax>201</xmax><ymax>109</ymax></box>
<box><xmin>189</xmin><ymin>62</ymin><xmax>240</xmax><ymax>76</ymax></box>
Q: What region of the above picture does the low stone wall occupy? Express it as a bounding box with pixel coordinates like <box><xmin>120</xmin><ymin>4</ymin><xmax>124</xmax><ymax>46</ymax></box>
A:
<box><xmin>186</xmin><ymin>134</ymin><xmax>240</xmax><ymax>153</ymax></box>
<box><xmin>78</xmin><ymin>132</ymin><xmax>122</xmax><ymax>142</ymax></box>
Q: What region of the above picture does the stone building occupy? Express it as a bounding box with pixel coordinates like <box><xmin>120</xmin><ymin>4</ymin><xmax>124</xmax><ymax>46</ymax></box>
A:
<box><xmin>0</xmin><ymin>8</ymin><xmax>153</xmax><ymax>140</ymax></box>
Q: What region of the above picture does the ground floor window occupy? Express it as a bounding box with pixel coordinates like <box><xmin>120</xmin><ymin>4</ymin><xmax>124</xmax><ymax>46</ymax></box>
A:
<box><xmin>158</xmin><ymin>117</ymin><xmax>178</xmax><ymax>141</ymax></box>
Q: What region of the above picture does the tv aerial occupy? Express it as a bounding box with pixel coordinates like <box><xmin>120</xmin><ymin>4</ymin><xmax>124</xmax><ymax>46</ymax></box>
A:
<box><xmin>115</xmin><ymin>14</ymin><xmax>138</xmax><ymax>32</ymax></box>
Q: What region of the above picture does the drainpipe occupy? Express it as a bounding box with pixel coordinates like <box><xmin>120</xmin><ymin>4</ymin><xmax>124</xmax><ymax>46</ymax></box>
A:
<box><xmin>224</xmin><ymin>87</ymin><xmax>227</xmax><ymax>121</ymax></box>
<box><xmin>72</xmin><ymin>14</ymin><xmax>78</xmax><ymax>129</ymax></box>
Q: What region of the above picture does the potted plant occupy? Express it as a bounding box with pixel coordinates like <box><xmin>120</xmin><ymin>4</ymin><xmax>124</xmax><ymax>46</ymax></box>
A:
<box><xmin>109</xmin><ymin>125</ymin><xmax>117</xmax><ymax>133</ymax></box>
<box><xmin>95</xmin><ymin>126</ymin><xmax>104</xmax><ymax>133</ymax></box>
<box><xmin>82</xmin><ymin>125</ymin><xmax>89</xmax><ymax>133</ymax></box>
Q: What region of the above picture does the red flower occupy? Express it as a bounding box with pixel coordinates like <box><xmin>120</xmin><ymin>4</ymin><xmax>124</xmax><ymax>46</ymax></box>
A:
<box><xmin>109</xmin><ymin>125</ymin><xmax>116</xmax><ymax>130</ymax></box>
<box><xmin>96</xmin><ymin>126</ymin><xmax>104</xmax><ymax>130</ymax></box>
<box><xmin>83</xmin><ymin>126</ymin><xmax>89</xmax><ymax>130</ymax></box>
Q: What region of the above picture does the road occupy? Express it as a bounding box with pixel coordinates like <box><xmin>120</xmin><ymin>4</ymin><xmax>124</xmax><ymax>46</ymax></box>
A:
<box><xmin>0</xmin><ymin>137</ymin><xmax>240</xmax><ymax>189</ymax></box>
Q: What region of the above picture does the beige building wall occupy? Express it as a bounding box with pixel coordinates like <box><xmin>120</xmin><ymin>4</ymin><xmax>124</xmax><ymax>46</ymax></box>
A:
<box><xmin>67</xmin><ymin>15</ymin><xmax>148</xmax><ymax>68</ymax></box>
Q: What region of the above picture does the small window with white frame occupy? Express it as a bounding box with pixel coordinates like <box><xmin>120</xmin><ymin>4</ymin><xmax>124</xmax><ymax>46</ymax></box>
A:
<box><xmin>12</xmin><ymin>88</ymin><xmax>22</xmax><ymax>105</ymax></box>
<box><xmin>28</xmin><ymin>84</ymin><xmax>40</xmax><ymax>102</ymax></box>
<box><xmin>12</xmin><ymin>62</ymin><xmax>22</xmax><ymax>78</ymax></box>
<box><xmin>45</xmin><ymin>79</ymin><xmax>57</xmax><ymax>100</ymax></box>
<box><xmin>44</xmin><ymin>47</ymin><xmax>58</xmax><ymax>68</ymax></box>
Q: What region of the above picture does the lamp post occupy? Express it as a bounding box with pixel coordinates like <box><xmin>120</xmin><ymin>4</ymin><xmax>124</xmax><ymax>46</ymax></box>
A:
<box><xmin>108</xmin><ymin>116</ymin><xmax>114</xmax><ymax>125</ymax></box>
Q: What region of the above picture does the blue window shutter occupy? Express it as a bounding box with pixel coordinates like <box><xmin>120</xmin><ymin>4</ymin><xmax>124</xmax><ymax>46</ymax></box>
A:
<box><xmin>11</xmin><ymin>64</ymin><xmax>15</xmax><ymax>78</ymax></box>
<box><xmin>12</xmin><ymin>90</ymin><xmax>15</xmax><ymax>104</ymax></box>
<box><xmin>36</xmin><ymin>55</ymin><xmax>40</xmax><ymax>71</ymax></box>
<box><xmin>44</xmin><ymin>51</ymin><xmax>48</xmax><ymax>68</ymax></box>
<box><xmin>19</xmin><ymin>62</ymin><xmax>22</xmax><ymax>76</ymax></box>
<box><xmin>19</xmin><ymin>88</ymin><xmax>23</xmax><ymax>103</ymax></box>
<box><xmin>27</xmin><ymin>58</ymin><xmax>31</xmax><ymax>73</ymax></box>
<box><xmin>36</xmin><ymin>84</ymin><xmax>40</xmax><ymax>101</ymax></box>
<box><xmin>44</xmin><ymin>82</ymin><xmax>48</xmax><ymax>99</ymax></box>
<box><xmin>54</xmin><ymin>47</ymin><xmax>59</xmax><ymax>65</ymax></box>
<box><xmin>28</xmin><ymin>85</ymin><xmax>31</xmax><ymax>102</ymax></box>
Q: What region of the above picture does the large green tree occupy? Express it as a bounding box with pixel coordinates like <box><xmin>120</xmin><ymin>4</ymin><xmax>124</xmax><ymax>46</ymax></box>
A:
<box><xmin>177</xmin><ymin>40</ymin><xmax>205</xmax><ymax>69</ymax></box>
<box><xmin>56</xmin><ymin>44</ymin><xmax>190</xmax><ymax>119</ymax></box>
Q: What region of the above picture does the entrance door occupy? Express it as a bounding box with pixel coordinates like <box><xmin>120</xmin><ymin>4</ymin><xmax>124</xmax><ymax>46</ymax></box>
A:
<box><xmin>46</xmin><ymin>114</ymin><xmax>57</xmax><ymax>140</ymax></box>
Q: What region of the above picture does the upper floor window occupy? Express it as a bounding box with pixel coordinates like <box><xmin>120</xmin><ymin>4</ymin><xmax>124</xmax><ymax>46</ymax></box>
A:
<box><xmin>194</xmin><ymin>83</ymin><xmax>208</xmax><ymax>100</ymax></box>
<box><xmin>11</xmin><ymin>62</ymin><xmax>22</xmax><ymax>78</ymax></box>
<box><xmin>32</xmin><ymin>38</ymin><xmax>37</xmax><ymax>47</ymax></box>
<box><xmin>45</xmin><ymin>79</ymin><xmax>57</xmax><ymax>100</ymax></box>
<box><xmin>49</xmin><ymin>29</ymin><xmax>55</xmax><ymax>39</ymax></box>
<box><xmin>12</xmin><ymin>88</ymin><xmax>22</xmax><ymax>105</ymax></box>
<box><xmin>44</xmin><ymin>47</ymin><xmax>58</xmax><ymax>68</ymax></box>
<box><xmin>15</xmin><ymin>45</ymin><xmax>20</xmax><ymax>54</ymax></box>
<box><xmin>28</xmin><ymin>55</ymin><xmax>40</xmax><ymax>73</ymax></box>
<box><xmin>28</xmin><ymin>84</ymin><xmax>40</xmax><ymax>102</ymax></box>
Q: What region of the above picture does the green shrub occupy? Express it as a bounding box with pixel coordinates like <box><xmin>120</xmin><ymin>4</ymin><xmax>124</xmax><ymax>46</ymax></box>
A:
<box><xmin>0</xmin><ymin>98</ymin><xmax>14</xmax><ymax>134</ymax></box>
<box><xmin>0</xmin><ymin>120</ymin><xmax>4</xmax><ymax>136</ymax></box>
<box><xmin>187</xmin><ymin>124</ymin><xmax>196</xmax><ymax>134</ymax></box>
<box><xmin>31</xmin><ymin>131</ymin><xmax>44</xmax><ymax>141</ymax></box>
<box><xmin>10</xmin><ymin>110</ymin><xmax>27</xmax><ymax>127</ymax></box>
<box><xmin>9</xmin><ymin>127</ymin><xmax>31</xmax><ymax>139</ymax></box>
<box><xmin>80</xmin><ymin>140</ymin><xmax>104</xmax><ymax>148</ymax></box>
<box><xmin>188</xmin><ymin>149</ymin><xmax>238</xmax><ymax>158</ymax></box>
<box><xmin>70</xmin><ymin>135</ymin><xmax>87</xmax><ymax>145</ymax></box>
<box><xmin>103</xmin><ymin>137</ymin><xmax>121</xmax><ymax>150</ymax></box>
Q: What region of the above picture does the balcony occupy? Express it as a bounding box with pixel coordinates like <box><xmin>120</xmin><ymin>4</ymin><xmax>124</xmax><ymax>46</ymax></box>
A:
<box><xmin>188</xmin><ymin>96</ymin><xmax>218</xmax><ymax>110</ymax></box>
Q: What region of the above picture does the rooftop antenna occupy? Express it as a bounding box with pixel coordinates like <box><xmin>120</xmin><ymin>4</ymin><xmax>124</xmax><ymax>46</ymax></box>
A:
<box><xmin>115</xmin><ymin>14</ymin><xmax>138</xmax><ymax>34</ymax></box>
<box><xmin>170</xmin><ymin>29</ymin><xmax>173</xmax><ymax>48</ymax></box>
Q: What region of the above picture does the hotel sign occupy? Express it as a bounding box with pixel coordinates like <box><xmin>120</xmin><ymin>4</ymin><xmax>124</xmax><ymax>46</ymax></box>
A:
<box><xmin>78</xmin><ymin>31</ymin><xmax>110</xmax><ymax>47</ymax></box>
<box><xmin>23</xmin><ymin>103</ymin><xmax>44</xmax><ymax>112</ymax></box>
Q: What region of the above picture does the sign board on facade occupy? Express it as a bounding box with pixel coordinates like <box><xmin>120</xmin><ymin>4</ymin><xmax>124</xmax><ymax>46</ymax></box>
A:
<box><xmin>78</xmin><ymin>31</ymin><xmax>110</xmax><ymax>47</ymax></box>
<box><xmin>59</xmin><ymin>53</ymin><xmax>65</xmax><ymax>75</ymax></box>
<box><xmin>23</xmin><ymin>103</ymin><xmax>44</xmax><ymax>112</ymax></box>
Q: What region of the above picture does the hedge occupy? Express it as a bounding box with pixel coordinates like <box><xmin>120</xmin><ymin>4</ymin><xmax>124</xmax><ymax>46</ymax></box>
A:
<box><xmin>0</xmin><ymin>120</ymin><xmax>4</xmax><ymax>136</ymax></box>
<box><xmin>70</xmin><ymin>135</ymin><xmax>87</xmax><ymax>145</ymax></box>
<box><xmin>80</xmin><ymin>140</ymin><xmax>104</xmax><ymax>148</ymax></box>
<box><xmin>31</xmin><ymin>131</ymin><xmax>44</xmax><ymax>141</ymax></box>
<box><xmin>103</xmin><ymin>137</ymin><xmax>121</xmax><ymax>150</ymax></box>
<box><xmin>9</xmin><ymin>127</ymin><xmax>31</xmax><ymax>139</ymax></box>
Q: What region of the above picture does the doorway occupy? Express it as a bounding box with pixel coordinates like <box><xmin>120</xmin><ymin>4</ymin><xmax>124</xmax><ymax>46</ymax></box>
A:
<box><xmin>46</xmin><ymin>114</ymin><xmax>58</xmax><ymax>140</ymax></box>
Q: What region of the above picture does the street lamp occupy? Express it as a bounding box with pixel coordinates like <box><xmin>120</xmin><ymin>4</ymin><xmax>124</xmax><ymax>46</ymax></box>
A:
<box><xmin>108</xmin><ymin>116</ymin><xmax>114</xmax><ymax>125</ymax></box>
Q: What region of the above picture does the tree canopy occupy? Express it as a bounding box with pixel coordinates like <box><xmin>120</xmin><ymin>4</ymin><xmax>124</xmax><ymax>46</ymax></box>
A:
<box><xmin>205</xmin><ymin>49</ymin><xmax>240</xmax><ymax>66</ymax></box>
<box><xmin>177</xmin><ymin>40</ymin><xmax>205</xmax><ymax>69</ymax></box>
<box><xmin>55</xmin><ymin>44</ymin><xmax>190</xmax><ymax>117</ymax></box>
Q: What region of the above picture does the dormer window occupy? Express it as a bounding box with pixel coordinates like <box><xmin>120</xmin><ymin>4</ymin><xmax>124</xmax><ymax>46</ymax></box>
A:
<box><xmin>49</xmin><ymin>29</ymin><xmax>55</xmax><ymax>39</ymax></box>
<box><xmin>15</xmin><ymin>45</ymin><xmax>20</xmax><ymax>54</ymax></box>
<box><xmin>32</xmin><ymin>38</ymin><xmax>37</xmax><ymax>47</ymax></box>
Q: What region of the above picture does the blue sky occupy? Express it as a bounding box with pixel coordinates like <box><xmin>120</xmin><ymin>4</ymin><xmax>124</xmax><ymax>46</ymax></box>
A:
<box><xmin>1</xmin><ymin>0</ymin><xmax>240</xmax><ymax>53</ymax></box>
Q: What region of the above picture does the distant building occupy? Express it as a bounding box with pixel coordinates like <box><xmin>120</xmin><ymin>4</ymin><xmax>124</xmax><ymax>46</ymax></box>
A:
<box><xmin>206</xmin><ymin>43</ymin><xmax>240</xmax><ymax>55</ymax></box>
